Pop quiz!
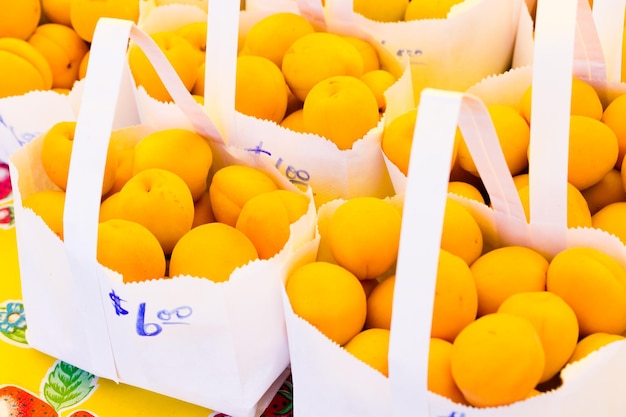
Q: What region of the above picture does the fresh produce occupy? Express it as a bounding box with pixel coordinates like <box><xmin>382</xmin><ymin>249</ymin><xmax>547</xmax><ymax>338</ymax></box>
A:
<box><xmin>24</xmin><ymin>122</ymin><xmax>310</xmax><ymax>283</ymax></box>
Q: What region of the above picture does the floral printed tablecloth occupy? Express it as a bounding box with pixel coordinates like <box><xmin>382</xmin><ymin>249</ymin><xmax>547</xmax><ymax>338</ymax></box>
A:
<box><xmin>0</xmin><ymin>162</ymin><xmax>293</xmax><ymax>417</ymax></box>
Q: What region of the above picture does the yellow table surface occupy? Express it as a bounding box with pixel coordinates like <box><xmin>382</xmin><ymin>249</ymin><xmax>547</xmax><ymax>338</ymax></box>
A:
<box><xmin>0</xmin><ymin>162</ymin><xmax>293</xmax><ymax>417</ymax></box>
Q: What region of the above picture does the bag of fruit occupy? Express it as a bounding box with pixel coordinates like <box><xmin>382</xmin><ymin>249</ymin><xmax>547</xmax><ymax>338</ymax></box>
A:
<box><xmin>245</xmin><ymin>0</ymin><xmax>535</xmax><ymax>104</ymax></box>
<box><xmin>9</xmin><ymin>17</ymin><xmax>318</xmax><ymax>417</ymax></box>
<box><xmin>281</xmin><ymin>0</ymin><xmax>626</xmax><ymax>415</ymax></box>
<box><xmin>135</xmin><ymin>0</ymin><xmax>416</xmax><ymax>207</ymax></box>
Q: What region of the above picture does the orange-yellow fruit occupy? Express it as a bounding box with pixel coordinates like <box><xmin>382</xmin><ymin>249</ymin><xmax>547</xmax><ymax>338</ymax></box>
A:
<box><xmin>239</xmin><ymin>12</ymin><xmax>315</xmax><ymax>68</ymax></box>
<box><xmin>280</xmin><ymin>109</ymin><xmax>307</xmax><ymax>133</ymax></box>
<box><xmin>520</xmin><ymin>77</ymin><xmax>603</xmax><ymax>123</ymax></box>
<box><xmin>0</xmin><ymin>0</ymin><xmax>41</xmax><ymax>40</ymax></box>
<box><xmin>191</xmin><ymin>190</ymin><xmax>216</xmax><ymax>228</ymax></box>
<box><xmin>22</xmin><ymin>190</ymin><xmax>66</xmax><ymax>240</ymax></box>
<box><xmin>567</xmin><ymin>115</ymin><xmax>618</xmax><ymax>190</ymax></box>
<box><xmin>174</xmin><ymin>21</ymin><xmax>207</xmax><ymax>66</ymax></box>
<box><xmin>27</xmin><ymin>23</ymin><xmax>89</xmax><ymax>89</ymax></box>
<box><xmin>208</xmin><ymin>165</ymin><xmax>279</xmax><ymax>227</ymax></box>
<box><xmin>302</xmin><ymin>75</ymin><xmax>380</xmax><ymax>150</ymax></box>
<box><xmin>457</xmin><ymin>104</ymin><xmax>530</xmax><ymax>177</ymax></box>
<box><xmin>236</xmin><ymin>55</ymin><xmax>289</xmax><ymax>124</ymax></box>
<box><xmin>282</xmin><ymin>32</ymin><xmax>364</xmax><ymax>102</ymax></box>
<box><xmin>450</xmin><ymin>313</ymin><xmax>545</xmax><ymax>408</ymax></box>
<box><xmin>0</xmin><ymin>37</ymin><xmax>53</xmax><ymax>98</ymax></box>
<box><xmin>78</xmin><ymin>50</ymin><xmax>90</xmax><ymax>80</ymax></box>
<box><xmin>41</xmin><ymin>0</ymin><xmax>71</xmax><ymax>26</ymax></box>
<box><xmin>365</xmin><ymin>275</ymin><xmax>395</xmax><ymax>330</ymax></box>
<box><xmin>428</xmin><ymin>338</ymin><xmax>468</xmax><ymax>405</ymax></box>
<box><xmin>404</xmin><ymin>0</ymin><xmax>464</xmax><ymax>20</ymax></box>
<box><xmin>70</xmin><ymin>0</ymin><xmax>139</xmax><ymax>43</ymax></box>
<box><xmin>327</xmin><ymin>197</ymin><xmax>402</xmax><ymax>280</ymax></box>
<box><xmin>498</xmin><ymin>291</ymin><xmax>579</xmax><ymax>382</ymax></box>
<box><xmin>567</xmin><ymin>332</ymin><xmax>625</xmax><ymax>364</ymax></box>
<box><xmin>116</xmin><ymin>168</ymin><xmax>194</xmax><ymax>255</ymax></box>
<box><xmin>592</xmin><ymin>202</ymin><xmax>626</xmax><ymax>245</ymax></box>
<box><xmin>342</xmin><ymin>36</ymin><xmax>381</xmax><ymax>73</ymax></box>
<box><xmin>441</xmin><ymin>198</ymin><xmax>483</xmax><ymax>265</ymax></box>
<box><xmin>431</xmin><ymin>249</ymin><xmax>478</xmax><ymax>341</ymax></box>
<box><xmin>236</xmin><ymin>189</ymin><xmax>309</xmax><ymax>260</ymax></box>
<box><xmin>97</xmin><ymin>219</ymin><xmax>166</xmax><ymax>283</ymax></box>
<box><xmin>286</xmin><ymin>261</ymin><xmax>367</xmax><ymax>345</ymax></box>
<box><xmin>132</xmin><ymin>129</ymin><xmax>213</xmax><ymax>202</ymax></box>
<box><xmin>99</xmin><ymin>192</ymin><xmax>123</xmax><ymax>223</ymax></box>
<box><xmin>582</xmin><ymin>169</ymin><xmax>626</xmax><ymax>215</ymax></box>
<box><xmin>169</xmin><ymin>222</ymin><xmax>258</xmax><ymax>282</ymax></box>
<box><xmin>360</xmin><ymin>69</ymin><xmax>396</xmax><ymax>112</ymax></box>
<box><xmin>547</xmin><ymin>246</ymin><xmax>626</xmax><ymax>336</ymax></box>
<box><xmin>517</xmin><ymin>182</ymin><xmax>592</xmax><ymax>228</ymax></box>
<box><xmin>470</xmin><ymin>246</ymin><xmax>548</xmax><ymax>317</ymax></box>
<box><xmin>602</xmin><ymin>93</ymin><xmax>626</xmax><ymax>169</ymax></box>
<box><xmin>448</xmin><ymin>181</ymin><xmax>486</xmax><ymax>204</ymax></box>
<box><xmin>40</xmin><ymin>121</ymin><xmax>119</xmax><ymax>196</ymax></box>
<box><xmin>343</xmin><ymin>328</ymin><xmax>390</xmax><ymax>376</ymax></box>
<box><xmin>127</xmin><ymin>31</ymin><xmax>198</xmax><ymax>102</ymax></box>
<box><xmin>354</xmin><ymin>0</ymin><xmax>409</xmax><ymax>22</ymax></box>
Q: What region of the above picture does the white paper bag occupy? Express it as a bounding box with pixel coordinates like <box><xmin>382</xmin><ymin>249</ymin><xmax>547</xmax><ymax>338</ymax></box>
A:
<box><xmin>246</xmin><ymin>0</ymin><xmax>535</xmax><ymax>104</ymax></box>
<box><xmin>135</xmin><ymin>0</ymin><xmax>417</xmax><ymax>207</ymax></box>
<box><xmin>10</xmin><ymin>18</ymin><xmax>318</xmax><ymax>417</ymax></box>
<box><xmin>283</xmin><ymin>0</ymin><xmax>626</xmax><ymax>415</ymax></box>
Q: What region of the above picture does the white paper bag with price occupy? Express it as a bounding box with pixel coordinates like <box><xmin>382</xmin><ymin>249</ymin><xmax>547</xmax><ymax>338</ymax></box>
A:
<box><xmin>135</xmin><ymin>0</ymin><xmax>416</xmax><ymax>207</ymax></box>
<box><xmin>245</xmin><ymin>0</ymin><xmax>535</xmax><ymax>104</ymax></box>
<box><xmin>10</xmin><ymin>18</ymin><xmax>318</xmax><ymax>417</ymax></box>
<box><xmin>282</xmin><ymin>0</ymin><xmax>626</xmax><ymax>415</ymax></box>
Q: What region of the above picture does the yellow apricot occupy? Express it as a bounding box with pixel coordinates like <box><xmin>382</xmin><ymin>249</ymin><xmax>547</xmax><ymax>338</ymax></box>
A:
<box><xmin>327</xmin><ymin>197</ymin><xmax>402</xmax><ymax>280</ymax></box>
<box><xmin>282</xmin><ymin>32</ymin><xmax>364</xmax><ymax>102</ymax></box>
<box><xmin>592</xmin><ymin>202</ymin><xmax>626</xmax><ymax>245</ymax></box>
<box><xmin>498</xmin><ymin>291</ymin><xmax>579</xmax><ymax>383</ymax></box>
<box><xmin>0</xmin><ymin>38</ymin><xmax>53</xmax><ymax>98</ymax></box>
<box><xmin>470</xmin><ymin>246</ymin><xmax>548</xmax><ymax>316</ymax></box>
<box><xmin>441</xmin><ymin>198</ymin><xmax>483</xmax><ymax>265</ymax></box>
<box><xmin>40</xmin><ymin>121</ymin><xmax>119</xmax><ymax>196</ymax></box>
<box><xmin>567</xmin><ymin>115</ymin><xmax>618</xmax><ymax>190</ymax></box>
<box><xmin>116</xmin><ymin>168</ymin><xmax>194</xmax><ymax>255</ymax></box>
<box><xmin>404</xmin><ymin>0</ymin><xmax>464</xmax><ymax>20</ymax></box>
<box><xmin>286</xmin><ymin>261</ymin><xmax>367</xmax><ymax>345</ymax></box>
<box><xmin>343</xmin><ymin>328</ymin><xmax>390</xmax><ymax>376</ymax></box>
<box><xmin>41</xmin><ymin>0</ymin><xmax>71</xmax><ymax>26</ymax></box>
<box><xmin>302</xmin><ymin>75</ymin><xmax>380</xmax><ymax>150</ymax></box>
<box><xmin>450</xmin><ymin>313</ymin><xmax>545</xmax><ymax>408</ymax></box>
<box><xmin>582</xmin><ymin>169</ymin><xmax>626</xmax><ymax>215</ymax></box>
<box><xmin>280</xmin><ymin>109</ymin><xmax>307</xmax><ymax>133</ymax></box>
<box><xmin>342</xmin><ymin>36</ymin><xmax>381</xmax><ymax>73</ymax></box>
<box><xmin>0</xmin><ymin>0</ymin><xmax>41</xmax><ymax>40</ymax></box>
<box><xmin>354</xmin><ymin>0</ymin><xmax>409</xmax><ymax>22</ymax></box>
<box><xmin>360</xmin><ymin>69</ymin><xmax>397</xmax><ymax>112</ymax></box>
<box><xmin>602</xmin><ymin>93</ymin><xmax>626</xmax><ymax>169</ymax></box>
<box><xmin>97</xmin><ymin>219</ymin><xmax>166</xmax><ymax>283</ymax></box>
<box><xmin>132</xmin><ymin>129</ymin><xmax>213</xmax><ymax>202</ymax></box>
<box><xmin>208</xmin><ymin>165</ymin><xmax>279</xmax><ymax>227</ymax></box>
<box><xmin>127</xmin><ymin>31</ymin><xmax>198</xmax><ymax>102</ymax></box>
<box><xmin>547</xmin><ymin>247</ymin><xmax>626</xmax><ymax>336</ymax></box>
<box><xmin>447</xmin><ymin>181</ymin><xmax>485</xmax><ymax>204</ymax></box>
<box><xmin>70</xmin><ymin>0</ymin><xmax>139</xmax><ymax>43</ymax></box>
<box><xmin>236</xmin><ymin>55</ymin><xmax>289</xmax><ymax>124</ymax></box>
<box><xmin>428</xmin><ymin>338</ymin><xmax>469</xmax><ymax>405</ymax></box>
<box><xmin>567</xmin><ymin>332</ymin><xmax>625</xmax><ymax>364</ymax></box>
<box><xmin>169</xmin><ymin>222</ymin><xmax>258</xmax><ymax>282</ymax></box>
<box><xmin>191</xmin><ymin>190</ymin><xmax>216</xmax><ymax>229</ymax></box>
<box><xmin>236</xmin><ymin>189</ymin><xmax>309</xmax><ymax>260</ymax></box>
<box><xmin>239</xmin><ymin>12</ymin><xmax>315</xmax><ymax>68</ymax></box>
<box><xmin>174</xmin><ymin>21</ymin><xmax>207</xmax><ymax>66</ymax></box>
<box><xmin>381</xmin><ymin>109</ymin><xmax>417</xmax><ymax>176</ymax></box>
<box><xmin>365</xmin><ymin>275</ymin><xmax>395</xmax><ymax>330</ymax></box>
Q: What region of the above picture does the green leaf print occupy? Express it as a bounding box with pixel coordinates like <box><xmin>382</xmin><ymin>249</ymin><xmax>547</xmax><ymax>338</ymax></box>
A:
<box><xmin>43</xmin><ymin>361</ymin><xmax>98</xmax><ymax>412</ymax></box>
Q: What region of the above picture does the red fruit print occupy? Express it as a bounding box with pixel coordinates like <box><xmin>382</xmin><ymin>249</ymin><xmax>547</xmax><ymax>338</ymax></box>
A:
<box><xmin>0</xmin><ymin>163</ymin><xmax>11</xmax><ymax>201</ymax></box>
<box><xmin>261</xmin><ymin>375</ymin><xmax>293</xmax><ymax>417</ymax></box>
<box><xmin>0</xmin><ymin>385</ymin><xmax>59</xmax><ymax>416</ymax></box>
<box><xmin>68</xmin><ymin>411</ymin><xmax>97</xmax><ymax>417</ymax></box>
<box><xmin>0</xmin><ymin>206</ymin><xmax>14</xmax><ymax>225</ymax></box>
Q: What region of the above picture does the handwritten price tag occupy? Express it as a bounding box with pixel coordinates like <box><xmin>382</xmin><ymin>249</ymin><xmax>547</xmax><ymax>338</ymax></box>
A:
<box><xmin>109</xmin><ymin>289</ymin><xmax>193</xmax><ymax>337</ymax></box>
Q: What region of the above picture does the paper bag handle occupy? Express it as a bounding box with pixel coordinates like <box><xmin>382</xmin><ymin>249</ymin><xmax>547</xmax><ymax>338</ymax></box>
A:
<box><xmin>592</xmin><ymin>0</ymin><xmax>626</xmax><ymax>82</ymax></box>
<box><xmin>389</xmin><ymin>89</ymin><xmax>519</xmax><ymax>415</ymax></box>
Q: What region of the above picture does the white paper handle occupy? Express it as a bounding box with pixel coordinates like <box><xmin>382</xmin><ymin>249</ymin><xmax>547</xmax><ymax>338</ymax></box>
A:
<box><xmin>592</xmin><ymin>0</ymin><xmax>626</xmax><ymax>82</ymax></box>
<box><xmin>527</xmin><ymin>0</ymin><xmax>578</xmax><ymax>231</ymax></box>
<box><xmin>389</xmin><ymin>88</ymin><xmax>521</xmax><ymax>415</ymax></box>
